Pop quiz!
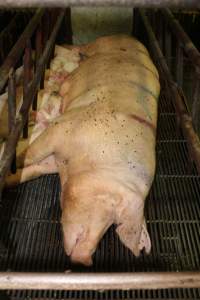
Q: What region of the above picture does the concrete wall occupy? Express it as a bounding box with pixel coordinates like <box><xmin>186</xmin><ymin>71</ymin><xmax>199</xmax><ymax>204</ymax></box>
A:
<box><xmin>71</xmin><ymin>7</ymin><xmax>133</xmax><ymax>45</ymax></box>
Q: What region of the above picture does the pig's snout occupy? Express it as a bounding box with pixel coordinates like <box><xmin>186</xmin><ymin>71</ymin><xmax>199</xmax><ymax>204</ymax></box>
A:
<box><xmin>62</xmin><ymin>222</ymin><xmax>95</xmax><ymax>266</ymax></box>
<box><xmin>71</xmin><ymin>246</ymin><xmax>93</xmax><ymax>266</ymax></box>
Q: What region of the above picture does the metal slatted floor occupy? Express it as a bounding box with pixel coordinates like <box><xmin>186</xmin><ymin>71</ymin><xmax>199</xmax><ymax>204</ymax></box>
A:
<box><xmin>0</xmin><ymin>86</ymin><xmax>200</xmax><ymax>299</ymax></box>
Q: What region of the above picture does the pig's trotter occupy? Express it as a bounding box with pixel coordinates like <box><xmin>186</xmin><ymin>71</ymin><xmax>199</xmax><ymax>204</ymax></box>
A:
<box><xmin>17</xmin><ymin>125</ymin><xmax>57</xmax><ymax>167</ymax></box>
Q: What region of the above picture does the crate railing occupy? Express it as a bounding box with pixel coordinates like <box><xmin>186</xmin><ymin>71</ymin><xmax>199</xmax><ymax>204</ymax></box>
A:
<box><xmin>0</xmin><ymin>8</ymin><xmax>66</xmax><ymax>193</ymax></box>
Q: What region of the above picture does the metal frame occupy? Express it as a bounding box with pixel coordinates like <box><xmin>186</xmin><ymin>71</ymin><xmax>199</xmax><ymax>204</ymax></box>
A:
<box><xmin>140</xmin><ymin>9</ymin><xmax>200</xmax><ymax>175</ymax></box>
<box><xmin>0</xmin><ymin>6</ymin><xmax>200</xmax><ymax>292</ymax></box>
<box><xmin>0</xmin><ymin>0</ymin><xmax>200</xmax><ymax>8</ymax></box>
<box><xmin>0</xmin><ymin>272</ymin><xmax>200</xmax><ymax>290</ymax></box>
<box><xmin>0</xmin><ymin>9</ymin><xmax>66</xmax><ymax>191</ymax></box>
<box><xmin>161</xmin><ymin>8</ymin><xmax>200</xmax><ymax>132</ymax></box>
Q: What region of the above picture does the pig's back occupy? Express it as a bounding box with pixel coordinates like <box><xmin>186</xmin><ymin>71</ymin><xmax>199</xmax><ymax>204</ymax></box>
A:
<box><xmin>61</xmin><ymin>36</ymin><xmax>160</xmax><ymax>195</ymax></box>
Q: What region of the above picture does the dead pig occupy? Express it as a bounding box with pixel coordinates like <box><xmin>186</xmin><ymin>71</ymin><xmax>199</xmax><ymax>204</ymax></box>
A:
<box><xmin>6</xmin><ymin>35</ymin><xmax>160</xmax><ymax>266</ymax></box>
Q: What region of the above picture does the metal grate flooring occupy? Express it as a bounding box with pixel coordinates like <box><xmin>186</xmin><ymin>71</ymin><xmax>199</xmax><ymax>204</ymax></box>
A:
<box><xmin>0</xmin><ymin>87</ymin><xmax>200</xmax><ymax>299</ymax></box>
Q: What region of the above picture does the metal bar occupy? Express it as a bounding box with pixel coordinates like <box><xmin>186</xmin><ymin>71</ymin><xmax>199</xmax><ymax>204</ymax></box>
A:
<box><xmin>164</xmin><ymin>24</ymin><xmax>171</xmax><ymax>70</ymax></box>
<box><xmin>132</xmin><ymin>8</ymin><xmax>139</xmax><ymax>37</ymax></box>
<box><xmin>192</xmin><ymin>78</ymin><xmax>200</xmax><ymax>133</ymax></box>
<box><xmin>162</xmin><ymin>8</ymin><xmax>200</xmax><ymax>77</ymax></box>
<box><xmin>139</xmin><ymin>9</ymin><xmax>200</xmax><ymax>175</ymax></box>
<box><xmin>23</xmin><ymin>39</ymin><xmax>32</xmax><ymax>139</ymax></box>
<box><xmin>8</xmin><ymin>68</ymin><xmax>16</xmax><ymax>174</ymax></box>
<box><xmin>156</xmin><ymin>14</ymin><xmax>163</xmax><ymax>52</ymax></box>
<box><xmin>8</xmin><ymin>68</ymin><xmax>16</xmax><ymax>134</ymax></box>
<box><xmin>0</xmin><ymin>8</ymin><xmax>44</xmax><ymax>93</ymax></box>
<box><xmin>175</xmin><ymin>41</ymin><xmax>183</xmax><ymax>87</ymax></box>
<box><xmin>0</xmin><ymin>13</ymin><xmax>19</xmax><ymax>62</ymax></box>
<box><xmin>32</xmin><ymin>23</ymin><xmax>42</xmax><ymax>111</ymax></box>
<box><xmin>0</xmin><ymin>10</ymin><xmax>65</xmax><ymax>193</ymax></box>
<box><xmin>0</xmin><ymin>272</ymin><xmax>199</xmax><ymax>290</ymax></box>
<box><xmin>0</xmin><ymin>0</ymin><xmax>200</xmax><ymax>7</ymax></box>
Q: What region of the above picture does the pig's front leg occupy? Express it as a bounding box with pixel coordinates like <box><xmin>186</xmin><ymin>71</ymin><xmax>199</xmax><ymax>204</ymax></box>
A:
<box><xmin>6</xmin><ymin>155</ymin><xmax>57</xmax><ymax>186</ymax></box>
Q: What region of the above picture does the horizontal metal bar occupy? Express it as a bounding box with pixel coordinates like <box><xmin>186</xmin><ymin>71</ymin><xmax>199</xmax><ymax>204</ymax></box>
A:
<box><xmin>162</xmin><ymin>8</ymin><xmax>200</xmax><ymax>75</ymax></box>
<box><xmin>0</xmin><ymin>8</ymin><xmax>44</xmax><ymax>93</ymax></box>
<box><xmin>0</xmin><ymin>272</ymin><xmax>199</xmax><ymax>290</ymax></box>
<box><xmin>0</xmin><ymin>0</ymin><xmax>200</xmax><ymax>8</ymax></box>
<box><xmin>139</xmin><ymin>9</ymin><xmax>200</xmax><ymax>175</ymax></box>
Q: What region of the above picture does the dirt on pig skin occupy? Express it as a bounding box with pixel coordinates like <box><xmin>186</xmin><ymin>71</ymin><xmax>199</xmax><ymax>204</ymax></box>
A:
<box><xmin>6</xmin><ymin>35</ymin><xmax>160</xmax><ymax>266</ymax></box>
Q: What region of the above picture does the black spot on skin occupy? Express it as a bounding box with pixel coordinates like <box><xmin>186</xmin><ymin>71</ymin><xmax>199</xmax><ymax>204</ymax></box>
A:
<box><xmin>120</xmin><ymin>48</ymin><xmax>127</xmax><ymax>52</ymax></box>
<box><xmin>54</xmin><ymin>122</ymin><xmax>58</xmax><ymax>125</ymax></box>
<box><xmin>102</xmin><ymin>150</ymin><xmax>104</xmax><ymax>154</ymax></box>
<box><xmin>117</xmin><ymin>142</ymin><xmax>119</xmax><ymax>144</ymax></box>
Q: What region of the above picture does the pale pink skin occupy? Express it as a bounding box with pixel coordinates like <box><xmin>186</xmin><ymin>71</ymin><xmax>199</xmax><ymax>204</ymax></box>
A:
<box><xmin>6</xmin><ymin>36</ymin><xmax>160</xmax><ymax>266</ymax></box>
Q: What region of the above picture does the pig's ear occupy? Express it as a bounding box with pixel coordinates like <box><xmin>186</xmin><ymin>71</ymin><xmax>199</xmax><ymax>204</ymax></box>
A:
<box><xmin>138</xmin><ymin>220</ymin><xmax>151</xmax><ymax>254</ymax></box>
<box><xmin>115</xmin><ymin>198</ymin><xmax>150</xmax><ymax>257</ymax></box>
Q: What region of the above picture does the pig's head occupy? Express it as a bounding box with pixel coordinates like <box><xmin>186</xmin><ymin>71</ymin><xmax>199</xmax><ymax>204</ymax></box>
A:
<box><xmin>60</xmin><ymin>172</ymin><xmax>151</xmax><ymax>266</ymax></box>
<box><xmin>61</xmin><ymin>174</ymin><xmax>115</xmax><ymax>266</ymax></box>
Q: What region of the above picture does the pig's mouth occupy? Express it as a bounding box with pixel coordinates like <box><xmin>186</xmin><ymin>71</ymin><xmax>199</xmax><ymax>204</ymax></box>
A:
<box><xmin>70</xmin><ymin>236</ymin><xmax>94</xmax><ymax>266</ymax></box>
<box><xmin>63</xmin><ymin>225</ymin><xmax>94</xmax><ymax>266</ymax></box>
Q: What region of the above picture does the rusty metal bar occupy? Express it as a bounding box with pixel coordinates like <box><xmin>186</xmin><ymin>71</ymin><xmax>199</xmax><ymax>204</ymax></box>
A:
<box><xmin>23</xmin><ymin>39</ymin><xmax>32</xmax><ymax>139</ymax></box>
<box><xmin>0</xmin><ymin>8</ymin><xmax>44</xmax><ymax>93</ymax></box>
<box><xmin>139</xmin><ymin>9</ymin><xmax>200</xmax><ymax>174</ymax></box>
<box><xmin>162</xmin><ymin>8</ymin><xmax>200</xmax><ymax>75</ymax></box>
<box><xmin>175</xmin><ymin>41</ymin><xmax>183</xmax><ymax>87</ymax></box>
<box><xmin>0</xmin><ymin>10</ymin><xmax>65</xmax><ymax>193</ymax></box>
<box><xmin>0</xmin><ymin>0</ymin><xmax>200</xmax><ymax>7</ymax></box>
<box><xmin>0</xmin><ymin>272</ymin><xmax>199</xmax><ymax>290</ymax></box>
<box><xmin>8</xmin><ymin>68</ymin><xmax>16</xmax><ymax>174</ymax></box>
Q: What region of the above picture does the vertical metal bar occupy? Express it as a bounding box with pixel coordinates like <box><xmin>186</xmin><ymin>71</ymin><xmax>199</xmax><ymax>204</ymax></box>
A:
<box><xmin>132</xmin><ymin>8</ymin><xmax>139</xmax><ymax>37</ymax></box>
<box><xmin>156</xmin><ymin>13</ymin><xmax>163</xmax><ymax>51</ymax></box>
<box><xmin>48</xmin><ymin>10</ymin><xmax>57</xmax><ymax>68</ymax></box>
<box><xmin>175</xmin><ymin>41</ymin><xmax>183</xmax><ymax>87</ymax></box>
<box><xmin>65</xmin><ymin>8</ymin><xmax>73</xmax><ymax>44</ymax></box>
<box><xmin>33</xmin><ymin>23</ymin><xmax>42</xmax><ymax>111</ymax></box>
<box><xmin>164</xmin><ymin>24</ymin><xmax>172</xmax><ymax>71</ymax></box>
<box><xmin>192</xmin><ymin>77</ymin><xmax>200</xmax><ymax>133</ymax></box>
<box><xmin>150</xmin><ymin>10</ymin><xmax>156</xmax><ymax>32</ymax></box>
<box><xmin>8</xmin><ymin>68</ymin><xmax>16</xmax><ymax>173</ymax></box>
<box><xmin>23</xmin><ymin>39</ymin><xmax>32</xmax><ymax>139</ymax></box>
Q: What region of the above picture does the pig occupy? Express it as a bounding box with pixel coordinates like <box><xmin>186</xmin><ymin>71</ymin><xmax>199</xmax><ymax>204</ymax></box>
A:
<box><xmin>6</xmin><ymin>35</ymin><xmax>160</xmax><ymax>266</ymax></box>
<box><xmin>0</xmin><ymin>45</ymin><xmax>80</xmax><ymax>140</ymax></box>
